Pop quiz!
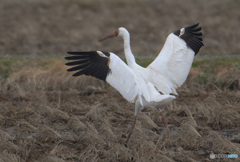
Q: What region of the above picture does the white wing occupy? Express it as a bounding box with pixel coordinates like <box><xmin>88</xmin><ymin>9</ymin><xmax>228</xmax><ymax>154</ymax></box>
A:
<box><xmin>106</xmin><ymin>53</ymin><xmax>138</xmax><ymax>103</ymax></box>
<box><xmin>147</xmin><ymin>23</ymin><xmax>203</xmax><ymax>95</ymax></box>
<box><xmin>65</xmin><ymin>51</ymin><xmax>138</xmax><ymax>103</ymax></box>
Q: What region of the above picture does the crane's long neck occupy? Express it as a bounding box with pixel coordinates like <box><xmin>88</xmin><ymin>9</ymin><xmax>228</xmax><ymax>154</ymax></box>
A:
<box><xmin>121</xmin><ymin>31</ymin><xmax>136</xmax><ymax>66</ymax></box>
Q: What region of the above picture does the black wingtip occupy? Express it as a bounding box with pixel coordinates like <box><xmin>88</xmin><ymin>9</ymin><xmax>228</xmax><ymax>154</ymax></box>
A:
<box><xmin>67</xmin><ymin>52</ymin><xmax>78</xmax><ymax>55</ymax></box>
<box><xmin>173</xmin><ymin>23</ymin><xmax>204</xmax><ymax>55</ymax></box>
<box><xmin>65</xmin><ymin>62</ymin><xmax>74</xmax><ymax>66</ymax></box>
<box><xmin>64</xmin><ymin>56</ymin><xmax>70</xmax><ymax>60</ymax></box>
<box><xmin>189</xmin><ymin>23</ymin><xmax>199</xmax><ymax>29</ymax></box>
<box><xmin>65</xmin><ymin>51</ymin><xmax>111</xmax><ymax>81</ymax></box>
<box><xmin>72</xmin><ymin>73</ymin><xmax>79</xmax><ymax>77</ymax></box>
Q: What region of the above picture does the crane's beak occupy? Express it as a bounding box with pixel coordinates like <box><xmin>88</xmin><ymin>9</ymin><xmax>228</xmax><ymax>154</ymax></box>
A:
<box><xmin>98</xmin><ymin>30</ymin><xmax>119</xmax><ymax>42</ymax></box>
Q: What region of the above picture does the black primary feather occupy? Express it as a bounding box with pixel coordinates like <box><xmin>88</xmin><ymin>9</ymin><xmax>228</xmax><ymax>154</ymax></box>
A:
<box><xmin>173</xmin><ymin>23</ymin><xmax>204</xmax><ymax>55</ymax></box>
<box><xmin>65</xmin><ymin>51</ymin><xmax>111</xmax><ymax>81</ymax></box>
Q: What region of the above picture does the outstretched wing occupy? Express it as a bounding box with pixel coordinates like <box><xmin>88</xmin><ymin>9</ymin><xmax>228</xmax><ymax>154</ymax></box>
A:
<box><xmin>147</xmin><ymin>23</ymin><xmax>204</xmax><ymax>95</ymax></box>
<box><xmin>65</xmin><ymin>51</ymin><xmax>138</xmax><ymax>103</ymax></box>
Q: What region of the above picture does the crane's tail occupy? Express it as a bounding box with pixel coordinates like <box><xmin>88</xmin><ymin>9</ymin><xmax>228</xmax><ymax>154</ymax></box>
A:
<box><xmin>152</xmin><ymin>95</ymin><xmax>176</xmax><ymax>106</ymax></box>
<box><xmin>134</xmin><ymin>94</ymin><xmax>175</xmax><ymax>115</ymax></box>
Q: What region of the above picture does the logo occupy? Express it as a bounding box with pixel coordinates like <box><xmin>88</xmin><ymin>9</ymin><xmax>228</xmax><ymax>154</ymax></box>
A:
<box><xmin>210</xmin><ymin>153</ymin><xmax>238</xmax><ymax>159</ymax></box>
<box><xmin>210</xmin><ymin>153</ymin><xmax>215</xmax><ymax>159</ymax></box>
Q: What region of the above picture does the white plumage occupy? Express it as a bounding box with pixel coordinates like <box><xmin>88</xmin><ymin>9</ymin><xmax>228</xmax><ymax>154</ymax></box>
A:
<box><xmin>106</xmin><ymin>53</ymin><xmax>138</xmax><ymax>103</ymax></box>
<box><xmin>65</xmin><ymin>23</ymin><xmax>204</xmax><ymax>142</ymax></box>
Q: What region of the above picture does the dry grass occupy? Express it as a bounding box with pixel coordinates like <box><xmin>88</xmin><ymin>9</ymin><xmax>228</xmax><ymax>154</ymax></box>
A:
<box><xmin>0</xmin><ymin>59</ymin><xmax>239</xmax><ymax>161</ymax></box>
<box><xmin>0</xmin><ymin>0</ymin><xmax>240</xmax><ymax>56</ymax></box>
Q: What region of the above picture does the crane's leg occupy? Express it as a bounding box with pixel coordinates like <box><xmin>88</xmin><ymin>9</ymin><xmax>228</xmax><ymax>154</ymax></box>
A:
<box><xmin>126</xmin><ymin>100</ymin><xmax>142</xmax><ymax>143</ymax></box>
<box><xmin>126</xmin><ymin>115</ymin><xmax>137</xmax><ymax>143</ymax></box>
<box><xmin>160</xmin><ymin>111</ymin><xmax>171</xmax><ymax>143</ymax></box>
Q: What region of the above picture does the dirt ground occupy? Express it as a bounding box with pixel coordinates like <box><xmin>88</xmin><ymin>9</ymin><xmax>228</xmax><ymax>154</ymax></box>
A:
<box><xmin>0</xmin><ymin>0</ymin><xmax>240</xmax><ymax>162</ymax></box>
<box><xmin>0</xmin><ymin>59</ymin><xmax>239</xmax><ymax>162</ymax></box>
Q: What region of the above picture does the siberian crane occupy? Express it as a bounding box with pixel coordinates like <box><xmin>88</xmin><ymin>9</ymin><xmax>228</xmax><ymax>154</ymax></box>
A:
<box><xmin>65</xmin><ymin>23</ymin><xmax>204</xmax><ymax>143</ymax></box>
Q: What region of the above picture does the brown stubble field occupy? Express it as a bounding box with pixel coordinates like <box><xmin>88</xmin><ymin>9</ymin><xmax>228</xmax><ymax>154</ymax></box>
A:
<box><xmin>0</xmin><ymin>58</ymin><xmax>239</xmax><ymax>161</ymax></box>
<box><xmin>0</xmin><ymin>0</ymin><xmax>240</xmax><ymax>161</ymax></box>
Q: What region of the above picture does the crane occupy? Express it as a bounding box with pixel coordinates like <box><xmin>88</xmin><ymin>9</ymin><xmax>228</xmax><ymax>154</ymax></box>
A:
<box><xmin>65</xmin><ymin>23</ymin><xmax>204</xmax><ymax>143</ymax></box>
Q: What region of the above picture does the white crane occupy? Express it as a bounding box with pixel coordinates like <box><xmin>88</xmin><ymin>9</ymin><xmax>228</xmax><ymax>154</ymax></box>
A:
<box><xmin>65</xmin><ymin>23</ymin><xmax>203</xmax><ymax>143</ymax></box>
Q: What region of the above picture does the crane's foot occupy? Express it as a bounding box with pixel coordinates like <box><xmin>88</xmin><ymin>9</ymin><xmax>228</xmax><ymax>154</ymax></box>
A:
<box><xmin>126</xmin><ymin>115</ymin><xmax>137</xmax><ymax>143</ymax></box>
<box><xmin>160</xmin><ymin>111</ymin><xmax>172</xmax><ymax>144</ymax></box>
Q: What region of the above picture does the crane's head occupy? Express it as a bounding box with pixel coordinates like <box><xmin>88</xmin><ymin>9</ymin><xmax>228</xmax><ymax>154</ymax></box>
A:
<box><xmin>98</xmin><ymin>27</ymin><xmax>128</xmax><ymax>42</ymax></box>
